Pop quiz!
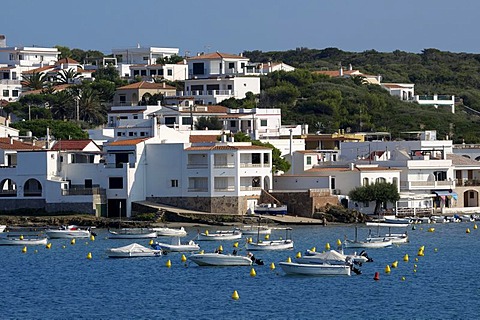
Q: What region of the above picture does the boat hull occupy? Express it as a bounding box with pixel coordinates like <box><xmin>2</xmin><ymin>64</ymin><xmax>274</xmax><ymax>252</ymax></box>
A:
<box><xmin>152</xmin><ymin>227</ymin><xmax>187</xmax><ymax>237</ymax></box>
<box><xmin>106</xmin><ymin>243</ymin><xmax>162</xmax><ymax>258</ymax></box>
<box><xmin>154</xmin><ymin>242</ymin><xmax>200</xmax><ymax>252</ymax></box>
<box><xmin>365</xmin><ymin>222</ymin><xmax>410</xmax><ymax>228</ymax></box>
<box><xmin>0</xmin><ymin>237</ymin><xmax>48</xmax><ymax>246</ymax></box>
<box><xmin>188</xmin><ymin>253</ymin><xmax>252</xmax><ymax>266</ymax></box>
<box><xmin>197</xmin><ymin>232</ymin><xmax>242</xmax><ymax>241</ymax></box>
<box><xmin>46</xmin><ymin>230</ymin><xmax>90</xmax><ymax>239</ymax></box>
<box><xmin>246</xmin><ymin>240</ymin><xmax>294</xmax><ymax>251</ymax></box>
<box><xmin>108</xmin><ymin>230</ymin><xmax>158</xmax><ymax>239</ymax></box>
<box><xmin>344</xmin><ymin>239</ymin><xmax>392</xmax><ymax>249</ymax></box>
<box><xmin>279</xmin><ymin>262</ymin><xmax>351</xmax><ymax>276</ymax></box>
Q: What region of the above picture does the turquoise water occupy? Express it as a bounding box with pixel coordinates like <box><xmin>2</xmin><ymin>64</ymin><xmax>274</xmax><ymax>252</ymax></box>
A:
<box><xmin>1</xmin><ymin>223</ymin><xmax>479</xmax><ymax>319</ymax></box>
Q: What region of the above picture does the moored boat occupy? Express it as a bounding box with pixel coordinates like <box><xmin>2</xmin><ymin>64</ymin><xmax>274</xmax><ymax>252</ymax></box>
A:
<box><xmin>299</xmin><ymin>249</ymin><xmax>370</xmax><ymax>265</ymax></box>
<box><xmin>254</xmin><ymin>203</ymin><xmax>287</xmax><ymax>215</ymax></box>
<box><xmin>188</xmin><ymin>252</ymin><xmax>253</xmax><ymax>266</ymax></box>
<box><xmin>238</xmin><ymin>225</ymin><xmax>272</xmax><ymax>235</ymax></box>
<box><xmin>108</xmin><ymin>228</ymin><xmax>157</xmax><ymax>239</ymax></box>
<box><xmin>344</xmin><ymin>238</ymin><xmax>393</xmax><ymax>249</ymax></box>
<box><xmin>0</xmin><ymin>237</ymin><xmax>48</xmax><ymax>246</ymax></box>
<box><xmin>106</xmin><ymin>243</ymin><xmax>162</xmax><ymax>258</ymax></box>
<box><xmin>196</xmin><ymin>230</ymin><xmax>242</xmax><ymax>241</ymax></box>
<box><xmin>151</xmin><ymin>226</ymin><xmax>187</xmax><ymax>237</ymax></box>
<box><xmin>279</xmin><ymin>261</ymin><xmax>351</xmax><ymax>276</ymax></box>
<box><xmin>152</xmin><ymin>237</ymin><xmax>200</xmax><ymax>252</ymax></box>
<box><xmin>45</xmin><ymin>225</ymin><xmax>91</xmax><ymax>239</ymax></box>
<box><xmin>0</xmin><ymin>225</ymin><xmax>6</xmax><ymax>233</ymax></box>
<box><xmin>246</xmin><ymin>239</ymin><xmax>294</xmax><ymax>251</ymax></box>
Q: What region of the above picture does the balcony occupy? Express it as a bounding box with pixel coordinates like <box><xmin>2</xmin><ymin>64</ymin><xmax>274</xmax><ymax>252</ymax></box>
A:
<box><xmin>187</xmin><ymin>188</ymin><xmax>208</xmax><ymax>192</ymax></box>
<box><xmin>187</xmin><ymin>163</ymin><xmax>208</xmax><ymax>169</ymax></box>
<box><xmin>400</xmin><ymin>180</ymin><xmax>455</xmax><ymax>190</ymax></box>
<box><xmin>62</xmin><ymin>187</ymin><xmax>103</xmax><ymax>196</ymax></box>
<box><xmin>240</xmin><ymin>186</ymin><xmax>262</xmax><ymax>191</ymax></box>
<box><xmin>214</xmin><ymin>187</ymin><xmax>235</xmax><ymax>192</ymax></box>
<box><xmin>239</xmin><ymin>163</ymin><xmax>262</xmax><ymax>168</ymax></box>
<box><xmin>456</xmin><ymin>179</ymin><xmax>480</xmax><ymax>187</ymax></box>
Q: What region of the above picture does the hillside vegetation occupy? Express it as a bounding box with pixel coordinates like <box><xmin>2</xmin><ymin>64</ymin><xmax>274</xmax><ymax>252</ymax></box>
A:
<box><xmin>238</xmin><ymin>48</ymin><xmax>480</xmax><ymax>143</ymax></box>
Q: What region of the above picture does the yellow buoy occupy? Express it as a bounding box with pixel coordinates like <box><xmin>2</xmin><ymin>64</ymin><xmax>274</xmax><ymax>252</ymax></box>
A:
<box><xmin>250</xmin><ymin>268</ymin><xmax>256</xmax><ymax>277</ymax></box>
<box><xmin>166</xmin><ymin>259</ymin><xmax>172</xmax><ymax>268</ymax></box>
<box><xmin>392</xmin><ymin>261</ymin><xmax>398</xmax><ymax>268</ymax></box>
<box><xmin>233</xmin><ymin>242</ymin><xmax>239</xmax><ymax>248</ymax></box>
<box><xmin>149</xmin><ymin>239</ymin><xmax>154</xmax><ymax>245</ymax></box>
<box><xmin>62</xmin><ymin>245</ymin><xmax>66</xmax><ymax>249</ymax></box>
<box><xmin>296</xmin><ymin>251</ymin><xmax>302</xmax><ymax>258</ymax></box>
<box><xmin>90</xmin><ymin>235</ymin><xmax>95</xmax><ymax>241</ymax></box>
<box><xmin>218</xmin><ymin>245</ymin><xmax>223</xmax><ymax>252</ymax></box>
<box><xmin>87</xmin><ymin>252</ymin><xmax>92</xmax><ymax>260</ymax></box>
<box><xmin>181</xmin><ymin>254</ymin><xmax>187</xmax><ymax>263</ymax></box>
<box><xmin>85</xmin><ymin>242</ymin><xmax>89</xmax><ymax>245</ymax></box>
<box><xmin>248</xmin><ymin>237</ymin><xmax>253</xmax><ymax>243</ymax></box>
<box><xmin>474</xmin><ymin>224</ymin><xmax>478</xmax><ymax>230</ymax></box>
<box><xmin>401</xmin><ymin>276</ymin><xmax>406</xmax><ymax>281</ymax></box>
<box><xmin>428</xmin><ymin>227</ymin><xmax>435</xmax><ymax>232</ymax></box>
<box><xmin>19</xmin><ymin>235</ymin><xmax>24</xmax><ymax>240</ymax></box>
<box><xmin>205</xmin><ymin>230</ymin><xmax>209</xmax><ymax>235</ymax></box>
<box><xmin>413</xmin><ymin>269</ymin><xmax>417</xmax><ymax>273</ymax></box>
<box><xmin>232</xmin><ymin>290</ymin><xmax>239</xmax><ymax>300</ymax></box>
<box><xmin>287</xmin><ymin>257</ymin><xmax>292</xmax><ymax>263</ymax></box>
<box><xmin>311</xmin><ymin>247</ymin><xmax>316</xmax><ymax>252</ymax></box>
<box><xmin>199</xmin><ymin>250</ymin><xmax>204</xmax><ymax>254</ymax></box>
<box><xmin>417</xmin><ymin>250</ymin><xmax>424</xmax><ymax>257</ymax></box>
<box><xmin>414</xmin><ymin>264</ymin><xmax>417</xmax><ymax>268</ymax></box>
<box><xmin>415</xmin><ymin>257</ymin><xmax>419</xmax><ymax>262</ymax></box>
<box><xmin>70</xmin><ymin>239</ymin><xmax>76</xmax><ymax>245</ymax></box>
<box><xmin>22</xmin><ymin>246</ymin><xmax>27</xmax><ymax>253</ymax></box>
<box><xmin>34</xmin><ymin>249</ymin><xmax>38</xmax><ymax>254</ymax></box>
<box><xmin>434</xmin><ymin>248</ymin><xmax>438</xmax><ymax>252</ymax></box>
<box><xmin>46</xmin><ymin>243</ymin><xmax>52</xmax><ymax>249</ymax></box>
<box><xmin>403</xmin><ymin>254</ymin><xmax>409</xmax><ymax>262</ymax></box>
<box><xmin>420</xmin><ymin>246</ymin><xmax>425</xmax><ymax>251</ymax></box>
<box><xmin>336</xmin><ymin>239</ymin><xmax>342</xmax><ymax>247</ymax></box>
<box><xmin>265</xmin><ymin>234</ymin><xmax>270</xmax><ymax>240</ymax></box>
<box><xmin>466</xmin><ymin>228</ymin><xmax>471</xmax><ymax>234</ymax></box>
<box><xmin>325</xmin><ymin>243</ymin><xmax>330</xmax><ymax>250</ymax></box>
<box><xmin>270</xmin><ymin>262</ymin><xmax>276</xmax><ymax>270</ymax></box>
<box><xmin>385</xmin><ymin>265</ymin><xmax>391</xmax><ymax>273</ymax></box>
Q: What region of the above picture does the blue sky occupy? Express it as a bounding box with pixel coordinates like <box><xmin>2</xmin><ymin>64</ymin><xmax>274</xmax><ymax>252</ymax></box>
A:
<box><xmin>2</xmin><ymin>0</ymin><xmax>478</xmax><ymax>55</ymax></box>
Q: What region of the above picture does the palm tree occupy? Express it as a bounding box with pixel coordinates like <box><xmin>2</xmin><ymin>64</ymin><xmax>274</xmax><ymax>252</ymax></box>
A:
<box><xmin>22</xmin><ymin>72</ymin><xmax>47</xmax><ymax>90</ymax></box>
<box><xmin>77</xmin><ymin>87</ymin><xmax>106</xmax><ymax>125</ymax></box>
<box><xmin>57</xmin><ymin>68</ymin><xmax>81</xmax><ymax>84</ymax></box>
<box><xmin>51</xmin><ymin>90</ymin><xmax>75</xmax><ymax>121</ymax></box>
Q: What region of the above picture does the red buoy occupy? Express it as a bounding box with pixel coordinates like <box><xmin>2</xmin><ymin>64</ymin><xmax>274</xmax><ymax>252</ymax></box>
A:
<box><xmin>374</xmin><ymin>272</ymin><xmax>380</xmax><ymax>281</ymax></box>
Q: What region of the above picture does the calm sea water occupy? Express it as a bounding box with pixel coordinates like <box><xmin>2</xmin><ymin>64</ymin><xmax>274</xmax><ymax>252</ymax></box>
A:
<box><xmin>0</xmin><ymin>223</ymin><xmax>479</xmax><ymax>320</ymax></box>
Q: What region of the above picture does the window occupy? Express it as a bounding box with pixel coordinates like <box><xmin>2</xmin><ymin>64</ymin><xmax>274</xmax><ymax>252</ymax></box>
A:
<box><xmin>133</xmin><ymin>115</ymin><xmax>138</xmax><ymax>119</ymax></box>
<box><xmin>306</xmin><ymin>156</ymin><xmax>311</xmax><ymax>165</ymax></box>
<box><xmin>150</xmin><ymin>70</ymin><xmax>157</xmax><ymax>76</ymax></box>
<box><xmin>164</xmin><ymin>117</ymin><xmax>176</xmax><ymax>125</ymax></box>
<box><xmin>140</xmin><ymin>132</ymin><xmax>146</xmax><ymax>136</ymax></box>
<box><xmin>143</xmin><ymin>56</ymin><xmax>149</xmax><ymax>61</ymax></box>
<box><xmin>117</xmin><ymin>132</ymin><xmax>122</xmax><ymax>136</ymax></box>
<box><xmin>230</xmin><ymin>120</ymin><xmax>236</xmax><ymax>128</ymax></box>
<box><xmin>129</xmin><ymin>132</ymin><xmax>134</xmax><ymax>136</ymax></box>
<box><xmin>171</xmin><ymin>180</ymin><xmax>179</xmax><ymax>187</ymax></box>
<box><xmin>470</xmin><ymin>191</ymin><xmax>475</xmax><ymax>199</ymax></box>
<box><xmin>228</xmin><ymin>62</ymin><xmax>235</xmax><ymax>69</ymax></box>
<box><xmin>241</xmin><ymin>63</ymin><xmax>245</xmax><ymax>68</ymax></box>
<box><xmin>263</xmin><ymin>153</ymin><xmax>270</xmax><ymax>164</ymax></box>
<box><xmin>433</xmin><ymin>171</ymin><xmax>447</xmax><ymax>181</ymax></box>
<box><xmin>140</xmin><ymin>70</ymin><xmax>146</xmax><ymax>76</ymax></box>
<box><xmin>363</xmin><ymin>178</ymin><xmax>369</xmax><ymax>186</ymax></box>
<box><xmin>167</xmin><ymin>69</ymin><xmax>172</xmax><ymax>76</ymax></box>
<box><xmin>133</xmin><ymin>70</ymin><xmax>139</xmax><ymax>76</ymax></box>
<box><xmin>227</xmin><ymin>84</ymin><xmax>232</xmax><ymax>90</ymax></box>
<box><xmin>158</xmin><ymin>69</ymin><xmax>164</xmax><ymax>76</ymax></box>
<box><xmin>12</xmin><ymin>90</ymin><xmax>18</xmax><ymax>97</ymax></box>
<box><xmin>119</xmin><ymin>95</ymin><xmax>126</xmax><ymax>103</ymax></box>
<box><xmin>19</xmin><ymin>55</ymin><xmax>23</xmax><ymax>60</ymax></box>
<box><xmin>375</xmin><ymin>177</ymin><xmax>386</xmax><ymax>183</ymax></box>
<box><xmin>192</xmin><ymin>63</ymin><xmax>204</xmax><ymax>75</ymax></box>
<box><xmin>109</xmin><ymin>177</ymin><xmax>123</xmax><ymax>189</ymax></box>
<box><xmin>364</xmin><ymin>201</ymin><xmax>369</xmax><ymax>207</ymax></box>
<box><xmin>182</xmin><ymin>117</ymin><xmax>193</xmax><ymax>125</ymax></box>
<box><xmin>260</xmin><ymin>120</ymin><xmax>267</xmax><ymax>127</ymax></box>
<box><xmin>9</xmin><ymin>54</ymin><xmax>14</xmax><ymax>60</ymax></box>
<box><xmin>12</xmin><ymin>72</ymin><xmax>17</xmax><ymax>80</ymax></box>
<box><xmin>2</xmin><ymin>90</ymin><xmax>8</xmax><ymax>97</ymax></box>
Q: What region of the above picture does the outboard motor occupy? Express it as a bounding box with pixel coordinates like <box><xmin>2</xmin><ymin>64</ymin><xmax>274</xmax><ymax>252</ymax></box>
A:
<box><xmin>351</xmin><ymin>266</ymin><xmax>362</xmax><ymax>275</ymax></box>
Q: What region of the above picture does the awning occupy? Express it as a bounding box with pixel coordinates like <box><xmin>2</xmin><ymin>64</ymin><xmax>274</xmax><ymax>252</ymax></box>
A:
<box><xmin>434</xmin><ymin>191</ymin><xmax>458</xmax><ymax>200</ymax></box>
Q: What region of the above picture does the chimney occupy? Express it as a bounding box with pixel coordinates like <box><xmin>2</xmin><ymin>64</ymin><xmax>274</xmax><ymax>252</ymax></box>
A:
<box><xmin>0</xmin><ymin>35</ymin><xmax>6</xmax><ymax>47</ymax></box>
<box><xmin>349</xmin><ymin>163</ymin><xmax>355</xmax><ymax>170</ymax></box>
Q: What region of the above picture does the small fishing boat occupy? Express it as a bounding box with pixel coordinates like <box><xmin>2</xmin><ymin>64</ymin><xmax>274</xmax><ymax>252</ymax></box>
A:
<box><xmin>152</xmin><ymin>226</ymin><xmax>187</xmax><ymax>237</ymax></box>
<box><xmin>108</xmin><ymin>228</ymin><xmax>157</xmax><ymax>239</ymax></box>
<box><xmin>196</xmin><ymin>230</ymin><xmax>242</xmax><ymax>241</ymax></box>
<box><xmin>0</xmin><ymin>236</ymin><xmax>48</xmax><ymax>246</ymax></box>
<box><xmin>300</xmin><ymin>249</ymin><xmax>371</xmax><ymax>265</ymax></box>
<box><xmin>151</xmin><ymin>237</ymin><xmax>200</xmax><ymax>252</ymax></box>
<box><xmin>238</xmin><ymin>225</ymin><xmax>272</xmax><ymax>235</ymax></box>
<box><xmin>106</xmin><ymin>243</ymin><xmax>162</xmax><ymax>258</ymax></box>
<box><xmin>45</xmin><ymin>225</ymin><xmax>91</xmax><ymax>239</ymax></box>
<box><xmin>279</xmin><ymin>261</ymin><xmax>351</xmax><ymax>276</ymax></box>
<box><xmin>254</xmin><ymin>203</ymin><xmax>287</xmax><ymax>215</ymax></box>
<box><xmin>344</xmin><ymin>227</ymin><xmax>392</xmax><ymax>249</ymax></box>
<box><xmin>188</xmin><ymin>252</ymin><xmax>253</xmax><ymax>266</ymax></box>
<box><xmin>245</xmin><ymin>227</ymin><xmax>294</xmax><ymax>251</ymax></box>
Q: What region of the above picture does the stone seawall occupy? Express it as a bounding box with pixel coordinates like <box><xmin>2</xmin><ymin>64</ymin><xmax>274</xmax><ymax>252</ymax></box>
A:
<box><xmin>267</xmin><ymin>190</ymin><xmax>340</xmax><ymax>218</ymax></box>
<box><xmin>146</xmin><ymin>196</ymin><xmax>250</xmax><ymax>215</ymax></box>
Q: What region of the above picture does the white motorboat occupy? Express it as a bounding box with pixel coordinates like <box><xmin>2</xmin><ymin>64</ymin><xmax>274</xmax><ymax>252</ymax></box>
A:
<box><xmin>344</xmin><ymin>238</ymin><xmax>392</xmax><ymax>249</ymax></box>
<box><xmin>152</xmin><ymin>238</ymin><xmax>200</xmax><ymax>252</ymax></box>
<box><xmin>279</xmin><ymin>262</ymin><xmax>351</xmax><ymax>276</ymax></box>
<box><xmin>0</xmin><ymin>225</ymin><xmax>6</xmax><ymax>233</ymax></box>
<box><xmin>108</xmin><ymin>228</ymin><xmax>157</xmax><ymax>239</ymax></box>
<box><xmin>298</xmin><ymin>249</ymin><xmax>370</xmax><ymax>265</ymax></box>
<box><xmin>367</xmin><ymin>233</ymin><xmax>409</xmax><ymax>244</ymax></box>
<box><xmin>152</xmin><ymin>226</ymin><xmax>187</xmax><ymax>237</ymax></box>
<box><xmin>238</xmin><ymin>225</ymin><xmax>272</xmax><ymax>235</ymax></box>
<box><xmin>365</xmin><ymin>221</ymin><xmax>410</xmax><ymax>228</ymax></box>
<box><xmin>106</xmin><ymin>243</ymin><xmax>163</xmax><ymax>258</ymax></box>
<box><xmin>431</xmin><ymin>215</ymin><xmax>446</xmax><ymax>223</ymax></box>
<box><xmin>254</xmin><ymin>203</ymin><xmax>287</xmax><ymax>215</ymax></box>
<box><xmin>45</xmin><ymin>225</ymin><xmax>91</xmax><ymax>239</ymax></box>
<box><xmin>188</xmin><ymin>252</ymin><xmax>253</xmax><ymax>266</ymax></box>
<box><xmin>0</xmin><ymin>237</ymin><xmax>48</xmax><ymax>246</ymax></box>
<box><xmin>246</xmin><ymin>239</ymin><xmax>294</xmax><ymax>251</ymax></box>
<box><xmin>196</xmin><ymin>230</ymin><xmax>242</xmax><ymax>241</ymax></box>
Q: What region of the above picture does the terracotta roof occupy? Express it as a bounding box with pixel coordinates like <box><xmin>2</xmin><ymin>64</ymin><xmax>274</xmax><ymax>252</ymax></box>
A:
<box><xmin>22</xmin><ymin>84</ymin><xmax>72</xmax><ymax>95</ymax></box>
<box><xmin>189</xmin><ymin>135</ymin><xmax>219</xmax><ymax>143</ymax></box>
<box><xmin>117</xmin><ymin>81</ymin><xmax>176</xmax><ymax>90</ymax></box>
<box><xmin>50</xmin><ymin>139</ymin><xmax>96</xmax><ymax>151</ymax></box>
<box><xmin>22</xmin><ymin>66</ymin><xmax>55</xmax><ymax>74</ymax></box>
<box><xmin>0</xmin><ymin>66</ymin><xmax>15</xmax><ymax>71</ymax></box>
<box><xmin>447</xmin><ymin>153</ymin><xmax>480</xmax><ymax>166</ymax></box>
<box><xmin>55</xmin><ymin>58</ymin><xmax>80</xmax><ymax>65</ymax></box>
<box><xmin>107</xmin><ymin>138</ymin><xmax>150</xmax><ymax>146</ymax></box>
<box><xmin>186</xmin><ymin>145</ymin><xmax>270</xmax><ymax>151</ymax></box>
<box><xmin>188</xmin><ymin>52</ymin><xmax>246</xmax><ymax>60</ymax></box>
<box><xmin>0</xmin><ymin>138</ymin><xmax>41</xmax><ymax>150</ymax></box>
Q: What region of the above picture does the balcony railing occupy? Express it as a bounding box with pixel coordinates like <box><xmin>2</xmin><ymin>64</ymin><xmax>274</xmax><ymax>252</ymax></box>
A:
<box><xmin>187</xmin><ymin>163</ymin><xmax>208</xmax><ymax>169</ymax></box>
<box><xmin>456</xmin><ymin>179</ymin><xmax>480</xmax><ymax>187</ymax></box>
<box><xmin>239</xmin><ymin>163</ymin><xmax>262</xmax><ymax>168</ymax></box>
<box><xmin>62</xmin><ymin>187</ymin><xmax>102</xmax><ymax>196</ymax></box>
<box><xmin>187</xmin><ymin>188</ymin><xmax>208</xmax><ymax>192</ymax></box>
<box><xmin>214</xmin><ymin>163</ymin><xmax>235</xmax><ymax>168</ymax></box>
<box><xmin>0</xmin><ymin>190</ymin><xmax>17</xmax><ymax>197</ymax></box>
<box><xmin>400</xmin><ymin>180</ymin><xmax>455</xmax><ymax>190</ymax></box>
<box><xmin>214</xmin><ymin>187</ymin><xmax>235</xmax><ymax>192</ymax></box>
<box><xmin>240</xmin><ymin>186</ymin><xmax>262</xmax><ymax>191</ymax></box>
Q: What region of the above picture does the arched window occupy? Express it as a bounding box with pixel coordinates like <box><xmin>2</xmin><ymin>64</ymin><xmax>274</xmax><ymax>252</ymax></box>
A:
<box><xmin>376</xmin><ymin>177</ymin><xmax>386</xmax><ymax>184</ymax></box>
<box><xmin>363</xmin><ymin>178</ymin><xmax>369</xmax><ymax>186</ymax></box>
<box><xmin>0</xmin><ymin>178</ymin><xmax>17</xmax><ymax>197</ymax></box>
<box><xmin>24</xmin><ymin>178</ymin><xmax>42</xmax><ymax>197</ymax></box>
